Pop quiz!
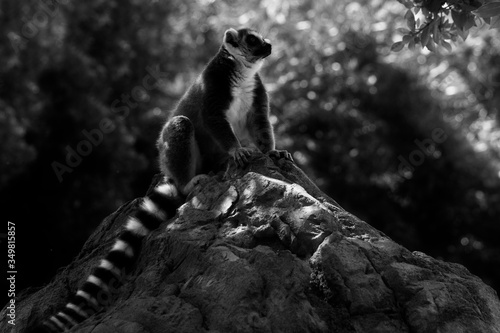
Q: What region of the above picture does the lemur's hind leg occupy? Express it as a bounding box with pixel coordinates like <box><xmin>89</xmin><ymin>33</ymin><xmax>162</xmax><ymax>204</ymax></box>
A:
<box><xmin>157</xmin><ymin>115</ymin><xmax>201</xmax><ymax>195</ymax></box>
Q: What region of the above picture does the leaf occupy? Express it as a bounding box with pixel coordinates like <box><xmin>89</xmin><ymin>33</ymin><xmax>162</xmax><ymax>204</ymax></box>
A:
<box><xmin>464</xmin><ymin>13</ymin><xmax>476</xmax><ymax>30</ymax></box>
<box><xmin>397</xmin><ymin>28</ymin><xmax>411</xmax><ymax>34</ymax></box>
<box><xmin>473</xmin><ymin>2</ymin><xmax>500</xmax><ymax>18</ymax></box>
<box><xmin>391</xmin><ymin>41</ymin><xmax>405</xmax><ymax>52</ymax></box>
<box><xmin>426</xmin><ymin>39</ymin><xmax>436</xmax><ymax>52</ymax></box>
<box><xmin>420</xmin><ymin>25</ymin><xmax>431</xmax><ymax>46</ymax></box>
<box><xmin>490</xmin><ymin>15</ymin><xmax>500</xmax><ymax>29</ymax></box>
<box><xmin>405</xmin><ymin>10</ymin><xmax>416</xmax><ymax>31</ymax></box>
<box><xmin>398</xmin><ymin>0</ymin><xmax>414</xmax><ymax>9</ymax></box>
<box><xmin>452</xmin><ymin>10</ymin><xmax>467</xmax><ymax>30</ymax></box>
<box><xmin>457</xmin><ymin>26</ymin><xmax>470</xmax><ymax>40</ymax></box>
<box><xmin>408</xmin><ymin>38</ymin><xmax>416</xmax><ymax>50</ymax></box>
<box><xmin>403</xmin><ymin>34</ymin><xmax>413</xmax><ymax>43</ymax></box>
<box><xmin>441</xmin><ymin>30</ymin><xmax>451</xmax><ymax>39</ymax></box>
<box><xmin>451</xmin><ymin>10</ymin><xmax>460</xmax><ymax>25</ymax></box>
<box><xmin>433</xmin><ymin>19</ymin><xmax>441</xmax><ymax>43</ymax></box>
<box><xmin>462</xmin><ymin>3</ymin><xmax>482</xmax><ymax>11</ymax></box>
<box><xmin>441</xmin><ymin>40</ymin><xmax>452</xmax><ymax>52</ymax></box>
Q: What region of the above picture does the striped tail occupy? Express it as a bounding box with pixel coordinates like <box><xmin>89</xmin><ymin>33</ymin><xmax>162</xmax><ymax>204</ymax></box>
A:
<box><xmin>30</xmin><ymin>182</ymin><xmax>182</xmax><ymax>333</ymax></box>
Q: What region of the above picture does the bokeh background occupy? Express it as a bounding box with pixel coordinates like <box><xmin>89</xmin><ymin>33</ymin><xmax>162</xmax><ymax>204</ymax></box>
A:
<box><xmin>1</xmin><ymin>0</ymin><xmax>499</xmax><ymax>304</ymax></box>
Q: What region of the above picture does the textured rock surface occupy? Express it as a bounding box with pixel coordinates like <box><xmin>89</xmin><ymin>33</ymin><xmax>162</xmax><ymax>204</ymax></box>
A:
<box><xmin>3</xmin><ymin>152</ymin><xmax>500</xmax><ymax>333</ymax></box>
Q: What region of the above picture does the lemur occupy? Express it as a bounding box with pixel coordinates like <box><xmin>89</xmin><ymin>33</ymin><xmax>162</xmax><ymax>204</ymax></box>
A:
<box><xmin>29</xmin><ymin>27</ymin><xmax>291</xmax><ymax>333</ymax></box>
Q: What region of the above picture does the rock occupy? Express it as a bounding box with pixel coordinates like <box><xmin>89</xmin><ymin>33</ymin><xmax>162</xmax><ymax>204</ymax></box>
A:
<box><xmin>2</xmin><ymin>152</ymin><xmax>500</xmax><ymax>332</ymax></box>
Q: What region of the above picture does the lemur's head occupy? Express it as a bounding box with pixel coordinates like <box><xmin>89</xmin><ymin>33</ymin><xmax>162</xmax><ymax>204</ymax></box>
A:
<box><xmin>223</xmin><ymin>28</ymin><xmax>272</xmax><ymax>64</ymax></box>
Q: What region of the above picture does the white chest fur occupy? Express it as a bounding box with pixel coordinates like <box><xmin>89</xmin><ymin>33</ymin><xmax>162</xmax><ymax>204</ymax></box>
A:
<box><xmin>226</xmin><ymin>76</ymin><xmax>256</xmax><ymax>147</ymax></box>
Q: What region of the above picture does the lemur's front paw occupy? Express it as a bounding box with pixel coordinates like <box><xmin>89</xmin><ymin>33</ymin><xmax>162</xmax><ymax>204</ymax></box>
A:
<box><xmin>229</xmin><ymin>147</ymin><xmax>253</xmax><ymax>167</ymax></box>
<box><xmin>268</xmin><ymin>149</ymin><xmax>294</xmax><ymax>162</ymax></box>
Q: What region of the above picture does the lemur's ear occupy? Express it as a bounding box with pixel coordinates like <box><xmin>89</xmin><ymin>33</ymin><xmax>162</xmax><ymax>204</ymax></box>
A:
<box><xmin>224</xmin><ymin>28</ymin><xmax>239</xmax><ymax>47</ymax></box>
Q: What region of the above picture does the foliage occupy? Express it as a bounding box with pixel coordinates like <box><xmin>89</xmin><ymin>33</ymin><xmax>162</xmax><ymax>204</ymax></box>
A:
<box><xmin>393</xmin><ymin>0</ymin><xmax>500</xmax><ymax>52</ymax></box>
<box><xmin>1</xmin><ymin>0</ymin><xmax>499</xmax><ymax>297</ymax></box>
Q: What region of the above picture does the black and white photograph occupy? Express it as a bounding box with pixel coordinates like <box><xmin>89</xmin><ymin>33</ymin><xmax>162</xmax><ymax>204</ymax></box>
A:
<box><xmin>1</xmin><ymin>0</ymin><xmax>500</xmax><ymax>332</ymax></box>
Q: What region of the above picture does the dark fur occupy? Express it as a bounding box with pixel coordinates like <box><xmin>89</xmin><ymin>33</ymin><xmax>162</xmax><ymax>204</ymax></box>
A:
<box><xmin>157</xmin><ymin>28</ymin><xmax>283</xmax><ymax>191</ymax></box>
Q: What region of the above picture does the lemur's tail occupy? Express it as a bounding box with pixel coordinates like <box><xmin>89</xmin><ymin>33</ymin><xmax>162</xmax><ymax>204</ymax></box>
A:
<box><xmin>28</xmin><ymin>182</ymin><xmax>182</xmax><ymax>333</ymax></box>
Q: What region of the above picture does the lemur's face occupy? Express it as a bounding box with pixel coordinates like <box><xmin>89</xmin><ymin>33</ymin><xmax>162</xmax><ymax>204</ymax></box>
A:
<box><xmin>223</xmin><ymin>28</ymin><xmax>272</xmax><ymax>63</ymax></box>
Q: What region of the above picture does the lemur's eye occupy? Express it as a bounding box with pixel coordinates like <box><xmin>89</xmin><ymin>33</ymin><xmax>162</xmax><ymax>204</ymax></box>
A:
<box><xmin>246</xmin><ymin>35</ymin><xmax>258</xmax><ymax>46</ymax></box>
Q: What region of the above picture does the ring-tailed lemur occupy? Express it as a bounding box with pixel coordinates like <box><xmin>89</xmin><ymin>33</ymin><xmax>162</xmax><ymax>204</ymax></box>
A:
<box><xmin>29</xmin><ymin>27</ymin><xmax>292</xmax><ymax>333</ymax></box>
<box><xmin>157</xmin><ymin>27</ymin><xmax>291</xmax><ymax>193</ymax></box>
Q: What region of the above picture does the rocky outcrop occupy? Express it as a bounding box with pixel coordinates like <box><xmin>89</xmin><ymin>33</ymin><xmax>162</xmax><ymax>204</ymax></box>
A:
<box><xmin>3</xmin><ymin>152</ymin><xmax>500</xmax><ymax>332</ymax></box>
